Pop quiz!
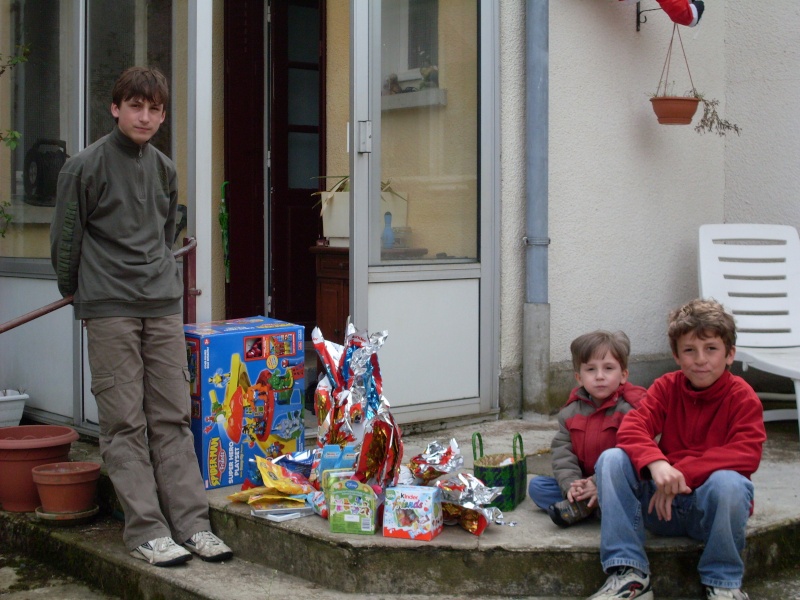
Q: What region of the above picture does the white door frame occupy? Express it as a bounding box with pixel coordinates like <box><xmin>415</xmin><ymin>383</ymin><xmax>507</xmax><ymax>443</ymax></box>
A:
<box><xmin>348</xmin><ymin>0</ymin><xmax>500</xmax><ymax>422</ymax></box>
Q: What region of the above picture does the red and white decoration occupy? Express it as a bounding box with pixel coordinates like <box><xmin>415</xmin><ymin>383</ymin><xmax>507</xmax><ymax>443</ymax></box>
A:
<box><xmin>622</xmin><ymin>0</ymin><xmax>704</xmax><ymax>27</ymax></box>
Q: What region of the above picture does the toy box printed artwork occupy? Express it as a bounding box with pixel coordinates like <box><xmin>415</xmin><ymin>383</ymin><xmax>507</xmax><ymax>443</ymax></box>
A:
<box><xmin>329</xmin><ymin>479</ymin><xmax>377</xmax><ymax>535</ymax></box>
<box><xmin>185</xmin><ymin>316</ymin><xmax>305</xmax><ymax>490</ymax></box>
<box><xmin>383</xmin><ymin>485</ymin><xmax>443</xmax><ymax>541</ymax></box>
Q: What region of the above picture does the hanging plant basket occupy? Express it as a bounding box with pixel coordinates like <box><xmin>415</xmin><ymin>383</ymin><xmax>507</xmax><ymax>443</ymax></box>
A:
<box><xmin>649</xmin><ymin>24</ymin><xmax>740</xmax><ymax>135</ymax></box>
<box><xmin>650</xmin><ymin>96</ymin><xmax>700</xmax><ymax>125</ymax></box>
<box><xmin>650</xmin><ymin>24</ymin><xmax>700</xmax><ymax>126</ymax></box>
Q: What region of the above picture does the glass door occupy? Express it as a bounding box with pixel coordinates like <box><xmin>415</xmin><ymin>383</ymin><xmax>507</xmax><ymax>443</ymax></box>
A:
<box><xmin>350</xmin><ymin>0</ymin><xmax>497</xmax><ymax>423</ymax></box>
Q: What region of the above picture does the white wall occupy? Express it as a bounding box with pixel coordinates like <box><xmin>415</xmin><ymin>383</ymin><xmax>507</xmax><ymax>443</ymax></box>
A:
<box><xmin>499</xmin><ymin>1</ymin><xmax>527</xmax><ymax>374</ymax></box>
<box><xmin>502</xmin><ymin>1</ymin><xmax>746</xmax><ymax>375</ymax></box>
<box><xmin>724</xmin><ymin>3</ymin><xmax>800</xmax><ymax>229</ymax></box>
<box><xmin>549</xmin><ymin>0</ymin><xmax>731</xmax><ymax>363</ymax></box>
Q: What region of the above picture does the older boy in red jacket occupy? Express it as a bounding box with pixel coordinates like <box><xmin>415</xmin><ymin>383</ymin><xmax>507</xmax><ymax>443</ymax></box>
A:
<box><xmin>589</xmin><ymin>299</ymin><xmax>765</xmax><ymax>600</ymax></box>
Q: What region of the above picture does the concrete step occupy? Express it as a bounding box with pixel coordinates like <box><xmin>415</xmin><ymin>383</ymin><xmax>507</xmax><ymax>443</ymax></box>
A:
<box><xmin>2</xmin><ymin>418</ymin><xmax>800</xmax><ymax>599</ymax></box>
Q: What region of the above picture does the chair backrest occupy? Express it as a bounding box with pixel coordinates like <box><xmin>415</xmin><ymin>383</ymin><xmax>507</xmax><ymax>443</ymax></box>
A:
<box><xmin>698</xmin><ymin>224</ymin><xmax>800</xmax><ymax>348</ymax></box>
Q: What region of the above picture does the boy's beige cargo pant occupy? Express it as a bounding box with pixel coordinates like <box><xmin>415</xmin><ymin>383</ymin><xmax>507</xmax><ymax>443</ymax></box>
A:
<box><xmin>86</xmin><ymin>314</ymin><xmax>210</xmax><ymax>551</ymax></box>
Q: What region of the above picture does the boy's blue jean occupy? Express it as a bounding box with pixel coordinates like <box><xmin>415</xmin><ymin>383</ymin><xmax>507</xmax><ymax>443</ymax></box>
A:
<box><xmin>595</xmin><ymin>448</ymin><xmax>754</xmax><ymax>589</ymax></box>
<box><xmin>528</xmin><ymin>475</ymin><xmax>565</xmax><ymax>510</ymax></box>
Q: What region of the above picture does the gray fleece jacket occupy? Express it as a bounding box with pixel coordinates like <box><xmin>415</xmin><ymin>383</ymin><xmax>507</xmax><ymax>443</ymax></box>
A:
<box><xmin>50</xmin><ymin>126</ymin><xmax>182</xmax><ymax>319</ymax></box>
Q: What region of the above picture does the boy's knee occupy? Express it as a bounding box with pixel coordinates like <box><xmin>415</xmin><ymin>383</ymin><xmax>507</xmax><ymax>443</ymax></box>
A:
<box><xmin>706</xmin><ymin>470</ymin><xmax>752</xmax><ymax>492</ymax></box>
<box><xmin>596</xmin><ymin>447</ymin><xmax>627</xmax><ymax>474</ymax></box>
<box><xmin>703</xmin><ymin>471</ymin><xmax>754</xmax><ymax>509</ymax></box>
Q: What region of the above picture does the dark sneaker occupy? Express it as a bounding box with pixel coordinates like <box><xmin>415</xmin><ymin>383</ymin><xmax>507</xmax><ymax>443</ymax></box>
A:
<box><xmin>547</xmin><ymin>498</ymin><xmax>594</xmax><ymax>527</ymax></box>
<box><xmin>588</xmin><ymin>567</ymin><xmax>653</xmax><ymax>599</ymax></box>
<box><xmin>184</xmin><ymin>530</ymin><xmax>233</xmax><ymax>562</ymax></box>
<box><xmin>705</xmin><ymin>587</ymin><xmax>750</xmax><ymax>600</ymax></box>
<box><xmin>130</xmin><ymin>537</ymin><xmax>192</xmax><ymax>567</ymax></box>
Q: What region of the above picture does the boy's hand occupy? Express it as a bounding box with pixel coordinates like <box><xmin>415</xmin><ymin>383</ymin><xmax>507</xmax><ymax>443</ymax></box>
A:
<box><xmin>647</xmin><ymin>460</ymin><xmax>691</xmax><ymax>521</ymax></box>
<box><xmin>568</xmin><ymin>477</ymin><xmax>598</xmax><ymax>508</ymax></box>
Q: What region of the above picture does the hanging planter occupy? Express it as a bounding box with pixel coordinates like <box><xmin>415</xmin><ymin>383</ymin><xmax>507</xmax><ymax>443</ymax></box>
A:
<box><xmin>651</xmin><ymin>96</ymin><xmax>700</xmax><ymax>125</ymax></box>
<box><xmin>650</xmin><ymin>24</ymin><xmax>740</xmax><ymax>135</ymax></box>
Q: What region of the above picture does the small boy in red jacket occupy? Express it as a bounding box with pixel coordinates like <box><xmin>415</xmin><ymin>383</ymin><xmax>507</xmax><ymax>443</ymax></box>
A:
<box><xmin>529</xmin><ymin>330</ymin><xmax>646</xmax><ymax>527</ymax></box>
<box><xmin>589</xmin><ymin>299</ymin><xmax>766</xmax><ymax>600</ymax></box>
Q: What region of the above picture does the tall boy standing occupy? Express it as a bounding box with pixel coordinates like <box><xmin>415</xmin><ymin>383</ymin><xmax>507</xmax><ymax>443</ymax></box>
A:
<box><xmin>529</xmin><ymin>330</ymin><xmax>646</xmax><ymax>527</ymax></box>
<box><xmin>588</xmin><ymin>299</ymin><xmax>766</xmax><ymax>600</ymax></box>
<box><xmin>50</xmin><ymin>67</ymin><xmax>232</xmax><ymax>567</ymax></box>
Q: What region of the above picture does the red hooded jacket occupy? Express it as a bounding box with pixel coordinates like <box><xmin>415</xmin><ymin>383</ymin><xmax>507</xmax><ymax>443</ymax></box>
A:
<box><xmin>551</xmin><ymin>382</ymin><xmax>647</xmax><ymax>495</ymax></box>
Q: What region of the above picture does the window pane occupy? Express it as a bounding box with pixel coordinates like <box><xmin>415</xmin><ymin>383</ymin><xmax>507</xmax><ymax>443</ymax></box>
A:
<box><xmin>0</xmin><ymin>0</ymin><xmax>174</xmax><ymax>261</ymax></box>
<box><xmin>288</xmin><ymin>68</ymin><xmax>319</xmax><ymax>126</ymax></box>
<box><xmin>288</xmin><ymin>4</ymin><xmax>320</xmax><ymax>64</ymax></box>
<box><xmin>87</xmin><ymin>0</ymin><xmax>173</xmax><ymax>154</ymax></box>
<box><xmin>0</xmin><ymin>0</ymin><xmax>78</xmax><ymax>259</ymax></box>
<box><xmin>377</xmin><ymin>0</ymin><xmax>478</xmax><ymax>265</ymax></box>
<box><xmin>288</xmin><ymin>132</ymin><xmax>319</xmax><ymax>189</ymax></box>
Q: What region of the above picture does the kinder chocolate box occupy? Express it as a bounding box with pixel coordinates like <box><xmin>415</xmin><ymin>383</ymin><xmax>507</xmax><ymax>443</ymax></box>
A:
<box><xmin>185</xmin><ymin>316</ymin><xmax>305</xmax><ymax>489</ymax></box>
<box><xmin>383</xmin><ymin>485</ymin><xmax>443</xmax><ymax>541</ymax></box>
<box><xmin>329</xmin><ymin>479</ymin><xmax>377</xmax><ymax>535</ymax></box>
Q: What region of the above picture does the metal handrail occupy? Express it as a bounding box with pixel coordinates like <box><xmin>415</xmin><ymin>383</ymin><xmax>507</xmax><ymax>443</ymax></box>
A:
<box><xmin>0</xmin><ymin>237</ymin><xmax>198</xmax><ymax>335</ymax></box>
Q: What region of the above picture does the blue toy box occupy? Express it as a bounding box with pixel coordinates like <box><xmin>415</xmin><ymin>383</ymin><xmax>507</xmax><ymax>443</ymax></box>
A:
<box><xmin>184</xmin><ymin>316</ymin><xmax>305</xmax><ymax>490</ymax></box>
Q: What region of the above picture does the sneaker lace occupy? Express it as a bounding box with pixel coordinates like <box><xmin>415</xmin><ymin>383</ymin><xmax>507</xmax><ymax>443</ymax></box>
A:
<box><xmin>153</xmin><ymin>537</ymin><xmax>178</xmax><ymax>552</ymax></box>
<box><xmin>193</xmin><ymin>530</ymin><xmax>223</xmax><ymax>547</ymax></box>
<box><xmin>598</xmin><ymin>568</ymin><xmax>626</xmax><ymax>593</ymax></box>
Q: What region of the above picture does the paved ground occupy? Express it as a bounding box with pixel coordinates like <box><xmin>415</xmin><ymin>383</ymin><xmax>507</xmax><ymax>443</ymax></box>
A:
<box><xmin>0</xmin><ymin>552</ymin><xmax>116</xmax><ymax>599</ymax></box>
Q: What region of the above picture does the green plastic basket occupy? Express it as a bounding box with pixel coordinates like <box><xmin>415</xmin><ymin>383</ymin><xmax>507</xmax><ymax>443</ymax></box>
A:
<box><xmin>471</xmin><ymin>432</ymin><xmax>527</xmax><ymax>512</ymax></box>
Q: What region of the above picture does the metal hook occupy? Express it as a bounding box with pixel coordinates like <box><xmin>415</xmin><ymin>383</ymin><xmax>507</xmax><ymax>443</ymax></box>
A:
<box><xmin>637</xmin><ymin>1</ymin><xmax>663</xmax><ymax>32</ymax></box>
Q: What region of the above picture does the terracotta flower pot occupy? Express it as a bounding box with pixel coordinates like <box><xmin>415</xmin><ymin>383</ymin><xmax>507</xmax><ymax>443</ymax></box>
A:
<box><xmin>32</xmin><ymin>462</ymin><xmax>100</xmax><ymax>514</ymax></box>
<box><xmin>0</xmin><ymin>425</ymin><xmax>79</xmax><ymax>512</ymax></box>
<box><xmin>650</xmin><ymin>96</ymin><xmax>701</xmax><ymax>125</ymax></box>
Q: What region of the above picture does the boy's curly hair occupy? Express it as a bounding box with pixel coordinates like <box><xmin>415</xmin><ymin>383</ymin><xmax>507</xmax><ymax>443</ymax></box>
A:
<box><xmin>112</xmin><ymin>66</ymin><xmax>169</xmax><ymax>109</ymax></box>
<box><xmin>667</xmin><ymin>298</ymin><xmax>736</xmax><ymax>356</ymax></box>
<box><xmin>570</xmin><ymin>330</ymin><xmax>631</xmax><ymax>372</ymax></box>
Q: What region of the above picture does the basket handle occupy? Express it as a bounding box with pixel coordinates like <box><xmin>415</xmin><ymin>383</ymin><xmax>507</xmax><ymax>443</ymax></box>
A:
<box><xmin>471</xmin><ymin>432</ymin><xmax>484</xmax><ymax>461</ymax></box>
<box><xmin>513</xmin><ymin>433</ymin><xmax>524</xmax><ymax>461</ymax></box>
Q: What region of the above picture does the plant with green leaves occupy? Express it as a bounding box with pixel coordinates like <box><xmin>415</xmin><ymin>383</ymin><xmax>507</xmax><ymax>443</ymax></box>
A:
<box><xmin>0</xmin><ymin>45</ymin><xmax>30</xmax><ymax>237</ymax></box>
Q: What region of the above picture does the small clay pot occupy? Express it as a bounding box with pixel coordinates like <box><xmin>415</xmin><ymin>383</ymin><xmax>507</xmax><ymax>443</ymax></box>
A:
<box><xmin>0</xmin><ymin>425</ymin><xmax>79</xmax><ymax>512</ymax></box>
<box><xmin>31</xmin><ymin>461</ymin><xmax>100</xmax><ymax>514</ymax></box>
<box><xmin>650</xmin><ymin>96</ymin><xmax>701</xmax><ymax>125</ymax></box>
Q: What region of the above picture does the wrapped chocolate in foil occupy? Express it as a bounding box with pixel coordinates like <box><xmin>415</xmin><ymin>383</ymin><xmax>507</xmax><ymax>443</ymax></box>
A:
<box><xmin>312</xmin><ymin>325</ymin><xmax>389</xmax><ymax>449</ymax></box>
<box><xmin>354</xmin><ymin>398</ymin><xmax>403</xmax><ymax>489</ymax></box>
<box><xmin>340</xmin><ymin>329</ymin><xmax>387</xmax><ymax>423</ymax></box>
<box><xmin>407</xmin><ymin>438</ymin><xmax>464</xmax><ymax>484</ymax></box>
<box><xmin>436</xmin><ymin>472</ymin><xmax>504</xmax><ymax>535</ymax></box>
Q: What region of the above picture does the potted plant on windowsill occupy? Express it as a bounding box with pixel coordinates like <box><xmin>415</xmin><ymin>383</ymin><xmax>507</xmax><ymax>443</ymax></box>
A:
<box><xmin>650</xmin><ymin>24</ymin><xmax>740</xmax><ymax>135</ymax></box>
<box><xmin>312</xmin><ymin>176</ymin><xmax>408</xmax><ymax>247</ymax></box>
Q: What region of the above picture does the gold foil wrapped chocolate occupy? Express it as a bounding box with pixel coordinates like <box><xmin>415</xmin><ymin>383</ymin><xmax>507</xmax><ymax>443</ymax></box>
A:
<box><xmin>436</xmin><ymin>472</ymin><xmax>503</xmax><ymax>536</ymax></box>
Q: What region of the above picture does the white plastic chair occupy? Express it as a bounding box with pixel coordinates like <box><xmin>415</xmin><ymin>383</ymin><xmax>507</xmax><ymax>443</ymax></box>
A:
<box><xmin>698</xmin><ymin>224</ymin><xmax>800</xmax><ymax>434</ymax></box>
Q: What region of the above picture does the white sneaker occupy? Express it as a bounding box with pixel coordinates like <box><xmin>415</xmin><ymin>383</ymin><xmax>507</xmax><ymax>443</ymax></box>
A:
<box><xmin>183</xmin><ymin>530</ymin><xmax>233</xmax><ymax>562</ymax></box>
<box><xmin>588</xmin><ymin>566</ymin><xmax>654</xmax><ymax>599</ymax></box>
<box><xmin>705</xmin><ymin>587</ymin><xmax>750</xmax><ymax>600</ymax></box>
<box><xmin>130</xmin><ymin>537</ymin><xmax>192</xmax><ymax>567</ymax></box>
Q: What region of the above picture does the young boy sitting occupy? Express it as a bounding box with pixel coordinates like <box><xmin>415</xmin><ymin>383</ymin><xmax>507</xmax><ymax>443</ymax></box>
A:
<box><xmin>589</xmin><ymin>298</ymin><xmax>766</xmax><ymax>600</ymax></box>
<box><xmin>529</xmin><ymin>331</ymin><xmax>646</xmax><ymax>527</ymax></box>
